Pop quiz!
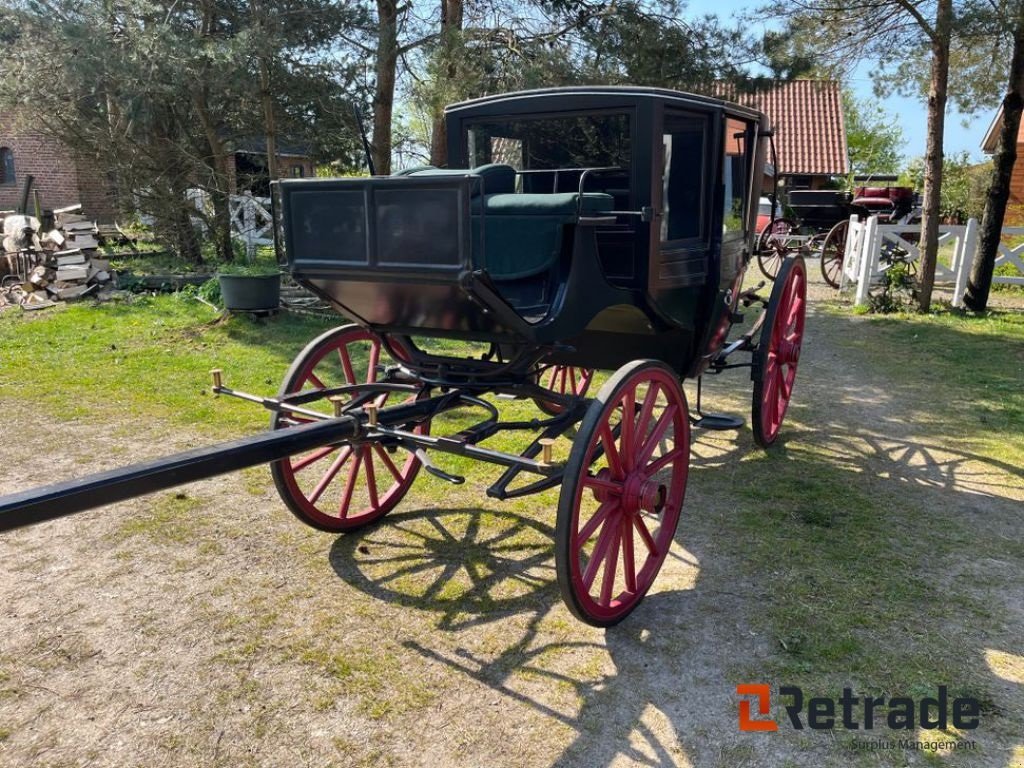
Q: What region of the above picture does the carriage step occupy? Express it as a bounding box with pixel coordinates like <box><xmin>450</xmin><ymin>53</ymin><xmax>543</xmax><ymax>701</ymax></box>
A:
<box><xmin>691</xmin><ymin>413</ymin><xmax>745</xmax><ymax>431</ymax></box>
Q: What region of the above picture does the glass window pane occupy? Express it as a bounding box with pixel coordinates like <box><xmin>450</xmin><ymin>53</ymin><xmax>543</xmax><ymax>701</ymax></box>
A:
<box><xmin>722</xmin><ymin>118</ymin><xmax>750</xmax><ymax>235</ymax></box>
<box><xmin>661</xmin><ymin>115</ymin><xmax>705</xmax><ymax>242</ymax></box>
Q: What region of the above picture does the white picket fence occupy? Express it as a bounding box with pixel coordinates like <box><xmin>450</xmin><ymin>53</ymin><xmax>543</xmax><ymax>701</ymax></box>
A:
<box><xmin>188</xmin><ymin>189</ymin><xmax>274</xmax><ymax>260</ymax></box>
<box><xmin>840</xmin><ymin>216</ymin><xmax>1024</xmax><ymax>307</ymax></box>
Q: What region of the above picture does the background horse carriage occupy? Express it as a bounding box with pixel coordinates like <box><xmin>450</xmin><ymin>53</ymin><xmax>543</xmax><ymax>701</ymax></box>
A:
<box><xmin>0</xmin><ymin>87</ymin><xmax>807</xmax><ymax>626</ymax></box>
<box><xmin>757</xmin><ymin>184</ymin><xmax>918</xmax><ymax>288</ymax></box>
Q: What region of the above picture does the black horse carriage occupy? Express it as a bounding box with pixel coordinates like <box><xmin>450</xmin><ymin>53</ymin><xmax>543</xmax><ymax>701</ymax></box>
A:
<box><xmin>0</xmin><ymin>87</ymin><xmax>807</xmax><ymax>626</ymax></box>
<box><xmin>758</xmin><ymin>185</ymin><xmax>917</xmax><ymax>288</ymax></box>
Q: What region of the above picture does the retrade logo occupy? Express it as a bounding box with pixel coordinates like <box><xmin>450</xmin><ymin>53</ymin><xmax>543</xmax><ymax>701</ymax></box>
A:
<box><xmin>736</xmin><ymin>685</ymin><xmax>981</xmax><ymax>732</ymax></box>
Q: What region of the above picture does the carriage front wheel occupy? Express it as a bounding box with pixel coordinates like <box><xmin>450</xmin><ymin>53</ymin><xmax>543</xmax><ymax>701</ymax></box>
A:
<box><xmin>752</xmin><ymin>256</ymin><xmax>807</xmax><ymax>447</ymax></box>
<box><xmin>534</xmin><ymin>365</ymin><xmax>594</xmax><ymax>416</ymax></box>
<box><xmin>555</xmin><ymin>360</ymin><xmax>690</xmax><ymax>626</ymax></box>
<box><xmin>270</xmin><ymin>324</ymin><xmax>428</xmax><ymax>532</ymax></box>
<box><xmin>820</xmin><ymin>220</ymin><xmax>847</xmax><ymax>289</ymax></box>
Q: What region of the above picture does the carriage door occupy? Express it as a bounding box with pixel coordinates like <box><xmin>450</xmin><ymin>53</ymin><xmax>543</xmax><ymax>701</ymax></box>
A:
<box><xmin>720</xmin><ymin>116</ymin><xmax>755</xmax><ymax>288</ymax></box>
<box><xmin>657</xmin><ymin>111</ymin><xmax>709</xmax><ymax>296</ymax></box>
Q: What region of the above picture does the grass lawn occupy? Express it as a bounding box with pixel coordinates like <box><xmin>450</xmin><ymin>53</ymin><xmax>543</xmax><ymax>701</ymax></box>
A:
<box><xmin>0</xmin><ymin>292</ymin><xmax>1021</xmax><ymax>767</ymax></box>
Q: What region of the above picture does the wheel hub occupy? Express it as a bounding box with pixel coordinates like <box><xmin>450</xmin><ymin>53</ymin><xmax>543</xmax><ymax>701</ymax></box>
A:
<box><xmin>778</xmin><ymin>339</ymin><xmax>801</xmax><ymax>363</ymax></box>
<box><xmin>623</xmin><ymin>473</ymin><xmax>666</xmax><ymax>515</ymax></box>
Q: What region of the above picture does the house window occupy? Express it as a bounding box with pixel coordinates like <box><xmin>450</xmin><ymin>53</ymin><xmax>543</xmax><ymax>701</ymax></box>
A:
<box><xmin>291</xmin><ymin>165</ymin><xmax>305</xmax><ymax>178</ymax></box>
<box><xmin>0</xmin><ymin>147</ymin><xmax>14</xmax><ymax>186</ymax></box>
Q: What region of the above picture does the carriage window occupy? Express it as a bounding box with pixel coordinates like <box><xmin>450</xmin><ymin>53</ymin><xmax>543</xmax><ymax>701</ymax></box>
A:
<box><xmin>722</xmin><ymin>118</ymin><xmax>750</xmax><ymax>235</ymax></box>
<box><xmin>465</xmin><ymin>112</ymin><xmax>631</xmax><ymax>195</ymax></box>
<box><xmin>661</xmin><ymin>115</ymin><xmax>706</xmax><ymax>242</ymax></box>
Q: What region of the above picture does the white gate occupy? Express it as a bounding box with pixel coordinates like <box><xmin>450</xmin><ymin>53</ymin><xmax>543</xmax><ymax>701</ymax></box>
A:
<box><xmin>843</xmin><ymin>217</ymin><xmax>978</xmax><ymax>307</ymax></box>
<box><xmin>992</xmin><ymin>227</ymin><xmax>1024</xmax><ymax>286</ymax></box>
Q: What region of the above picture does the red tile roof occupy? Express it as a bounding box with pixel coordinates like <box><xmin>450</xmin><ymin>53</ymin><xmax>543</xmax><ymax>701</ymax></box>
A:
<box><xmin>714</xmin><ymin>80</ymin><xmax>848</xmax><ymax>177</ymax></box>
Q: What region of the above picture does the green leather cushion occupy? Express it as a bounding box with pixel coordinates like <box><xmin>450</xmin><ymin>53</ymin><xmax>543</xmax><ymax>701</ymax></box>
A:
<box><xmin>474</xmin><ymin>192</ymin><xmax>613</xmax><ymax>216</ymax></box>
<box><xmin>408</xmin><ymin>163</ymin><xmax>516</xmax><ymax>194</ymax></box>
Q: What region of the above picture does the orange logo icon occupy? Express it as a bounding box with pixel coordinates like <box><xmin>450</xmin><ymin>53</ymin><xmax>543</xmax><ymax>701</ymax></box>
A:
<box><xmin>737</xmin><ymin>684</ymin><xmax>778</xmax><ymax>732</ymax></box>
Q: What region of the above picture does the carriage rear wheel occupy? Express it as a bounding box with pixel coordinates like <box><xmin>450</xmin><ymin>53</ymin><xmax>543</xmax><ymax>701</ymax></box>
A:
<box><xmin>752</xmin><ymin>256</ymin><xmax>807</xmax><ymax>448</ymax></box>
<box><xmin>534</xmin><ymin>365</ymin><xmax>594</xmax><ymax>415</ymax></box>
<box><xmin>757</xmin><ymin>218</ymin><xmax>796</xmax><ymax>281</ymax></box>
<box><xmin>556</xmin><ymin>360</ymin><xmax>690</xmax><ymax>626</ymax></box>
<box><xmin>820</xmin><ymin>220</ymin><xmax>847</xmax><ymax>288</ymax></box>
<box><xmin>270</xmin><ymin>324</ymin><xmax>428</xmax><ymax>532</ymax></box>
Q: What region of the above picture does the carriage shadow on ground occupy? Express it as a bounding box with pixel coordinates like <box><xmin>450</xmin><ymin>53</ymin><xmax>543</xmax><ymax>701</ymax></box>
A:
<box><xmin>322</xmin><ymin>415</ymin><xmax>1022</xmax><ymax>767</ymax></box>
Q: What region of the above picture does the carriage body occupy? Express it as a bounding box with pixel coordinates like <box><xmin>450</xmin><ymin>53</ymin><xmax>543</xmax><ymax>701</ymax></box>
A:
<box><xmin>274</xmin><ymin>87</ymin><xmax>770</xmax><ymax>379</ymax></box>
<box><xmin>2</xmin><ymin>88</ymin><xmax>808</xmax><ymax>628</ymax></box>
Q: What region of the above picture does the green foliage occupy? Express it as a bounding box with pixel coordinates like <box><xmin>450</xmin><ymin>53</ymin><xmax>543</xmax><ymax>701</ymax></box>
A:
<box><xmin>842</xmin><ymin>89</ymin><xmax>905</xmax><ymax>177</ymax></box>
<box><xmin>899</xmin><ymin>152</ymin><xmax>993</xmax><ymax>221</ymax></box>
<box><xmin>867</xmin><ymin>261</ymin><xmax>917</xmax><ymax>313</ymax></box>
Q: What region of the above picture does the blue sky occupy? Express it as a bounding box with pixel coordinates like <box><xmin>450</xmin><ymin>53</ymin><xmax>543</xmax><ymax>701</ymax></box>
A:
<box><xmin>685</xmin><ymin>0</ymin><xmax>993</xmax><ymax>164</ymax></box>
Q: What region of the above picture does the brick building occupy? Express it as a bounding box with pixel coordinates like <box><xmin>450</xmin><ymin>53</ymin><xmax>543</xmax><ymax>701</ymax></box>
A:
<box><xmin>0</xmin><ymin>113</ymin><xmax>117</xmax><ymax>221</ymax></box>
<box><xmin>981</xmin><ymin>108</ymin><xmax>1024</xmax><ymax>225</ymax></box>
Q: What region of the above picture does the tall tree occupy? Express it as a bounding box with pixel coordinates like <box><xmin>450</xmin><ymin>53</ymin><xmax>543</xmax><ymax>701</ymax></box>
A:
<box><xmin>775</xmin><ymin>0</ymin><xmax>958</xmax><ymax>311</ymax></box>
<box><xmin>964</xmin><ymin>0</ymin><xmax>1024</xmax><ymax>311</ymax></box>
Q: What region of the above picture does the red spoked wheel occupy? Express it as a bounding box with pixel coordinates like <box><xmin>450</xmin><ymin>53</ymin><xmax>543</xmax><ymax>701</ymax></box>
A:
<box><xmin>757</xmin><ymin>218</ymin><xmax>797</xmax><ymax>281</ymax></box>
<box><xmin>820</xmin><ymin>220</ymin><xmax>847</xmax><ymax>289</ymax></box>
<box><xmin>556</xmin><ymin>360</ymin><xmax>690</xmax><ymax>626</ymax></box>
<box><xmin>270</xmin><ymin>324</ymin><xmax>427</xmax><ymax>532</ymax></box>
<box><xmin>534</xmin><ymin>365</ymin><xmax>595</xmax><ymax>416</ymax></box>
<box><xmin>752</xmin><ymin>256</ymin><xmax>807</xmax><ymax>448</ymax></box>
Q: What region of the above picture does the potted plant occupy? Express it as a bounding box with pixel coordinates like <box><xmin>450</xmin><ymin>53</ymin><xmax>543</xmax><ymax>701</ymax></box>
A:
<box><xmin>216</xmin><ymin>244</ymin><xmax>282</xmax><ymax>311</ymax></box>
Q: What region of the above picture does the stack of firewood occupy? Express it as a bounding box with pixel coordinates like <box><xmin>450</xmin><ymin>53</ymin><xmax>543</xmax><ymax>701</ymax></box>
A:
<box><xmin>0</xmin><ymin>204</ymin><xmax>117</xmax><ymax>311</ymax></box>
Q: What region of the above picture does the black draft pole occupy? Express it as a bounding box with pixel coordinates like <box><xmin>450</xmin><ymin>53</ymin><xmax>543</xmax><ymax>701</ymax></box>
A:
<box><xmin>0</xmin><ymin>416</ymin><xmax>358</xmax><ymax>533</ymax></box>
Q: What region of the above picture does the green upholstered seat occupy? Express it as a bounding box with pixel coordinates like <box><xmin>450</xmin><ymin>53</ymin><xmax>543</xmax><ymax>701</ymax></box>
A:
<box><xmin>474</xmin><ymin>192</ymin><xmax>613</xmax><ymax>280</ymax></box>
<box><xmin>398</xmin><ymin>164</ymin><xmax>614</xmax><ymax>281</ymax></box>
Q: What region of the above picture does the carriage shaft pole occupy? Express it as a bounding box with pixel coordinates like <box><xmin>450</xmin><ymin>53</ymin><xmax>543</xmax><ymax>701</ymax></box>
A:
<box><xmin>0</xmin><ymin>397</ymin><xmax>440</xmax><ymax>534</ymax></box>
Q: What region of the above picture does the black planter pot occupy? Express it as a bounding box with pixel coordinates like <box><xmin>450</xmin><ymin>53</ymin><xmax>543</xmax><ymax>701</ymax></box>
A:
<box><xmin>218</xmin><ymin>273</ymin><xmax>281</xmax><ymax>311</ymax></box>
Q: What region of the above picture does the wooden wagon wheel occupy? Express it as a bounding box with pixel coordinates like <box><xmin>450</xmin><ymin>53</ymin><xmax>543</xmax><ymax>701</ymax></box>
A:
<box><xmin>555</xmin><ymin>360</ymin><xmax>690</xmax><ymax>626</ymax></box>
<box><xmin>820</xmin><ymin>220</ymin><xmax>847</xmax><ymax>289</ymax></box>
<box><xmin>752</xmin><ymin>256</ymin><xmax>807</xmax><ymax>448</ymax></box>
<box><xmin>757</xmin><ymin>218</ymin><xmax>797</xmax><ymax>281</ymax></box>
<box><xmin>270</xmin><ymin>324</ymin><xmax>428</xmax><ymax>532</ymax></box>
<box><xmin>534</xmin><ymin>365</ymin><xmax>595</xmax><ymax>416</ymax></box>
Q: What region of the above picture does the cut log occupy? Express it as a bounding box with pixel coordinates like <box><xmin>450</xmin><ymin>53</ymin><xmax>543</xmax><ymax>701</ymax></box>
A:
<box><xmin>55</xmin><ymin>252</ymin><xmax>87</xmax><ymax>266</ymax></box>
<box><xmin>56</xmin><ymin>265</ymin><xmax>89</xmax><ymax>281</ymax></box>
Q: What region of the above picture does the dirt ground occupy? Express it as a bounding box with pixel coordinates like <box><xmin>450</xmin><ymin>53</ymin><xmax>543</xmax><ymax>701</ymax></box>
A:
<box><xmin>0</xmin><ymin>269</ymin><xmax>1021</xmax><ymax>767</ymax></box>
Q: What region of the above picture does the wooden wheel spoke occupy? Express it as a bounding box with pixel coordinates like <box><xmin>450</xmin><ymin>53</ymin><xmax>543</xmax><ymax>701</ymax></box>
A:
<box><xmin>338</xmin><ymin>449</ymin><xmax>363</xmax><ymax>518</ymax></box>
<box><xmin>374</xmin><ymin>445</ymin><xmax>404</xmax><ymax>483</ymax></box>
<box><xmin>582</xmin><ymin>517</ymin><xmax>617</xmax><ymax>590</ymax></box>
<box><xmin>599</xmin><ymin>424</ymin><xmax>624</xmax><ymax>479</ymax></box>
<box><xmin>621</xmin><ymin>387</ymin><xmax>636</xmax><ymax>472</ymax></box>
<box><xmin>581</xmin><ymin>475</ymin><xmax>623</xmax><ymax>498</ymax></box>
<box><xmin>637</xmin><ymin>404</ymin><xmax>678</xmax><ymax>468</ymax></box>
<box><xmin>308</xmin><ymin>446</ymin><xmax>353</xmax><ymax>504</ymax></box>
<box><xmin>363</xmin><ymin>447</ymin><xmax>379</xmax><ymax>507</ymax></box>
<box><xmin>290</xmin><ymin>445</ymin><xmax>337</xmax><ymax>472</ymax></box>
<box><xmin>646</xmin><ymin>447</ymin><xmax>687</xmax><ymax>476</ymax></box>
<box><xmin>574</xmin><ymin>500</ymin><xmax>617</xmax><ymax>549</ymax></box>
<box><xmin>599</xmin><ymin>524</ymin><xmax>623</xmax><ymax>607</ymax></box>
<box><xmin>306</xmin><ymin>372</ymin><xmax>327</xmax><ymax>390</ymax></box>
<box><xmin>367</xmin><ymin>342</ymin><xmax>380</xmax><ymax>383</ymax></box>
<box><xmin>632</xmin><ymin>383</ymin><xmax>660</xmax><ymax>455</ymax></box>
<box><xmin>622</xmin><ymin>516</ymin><xmax>637</xmax><ymax>593</ymax></box>
<box><xmin>339</xmin><ymin>346</ymin><xmax>357</xmax><ymax>385</ymax></box>
<box><xmin>633</xmin><ymin>514</ymin><xmax>658</xmax><ymax>556</ymax></box>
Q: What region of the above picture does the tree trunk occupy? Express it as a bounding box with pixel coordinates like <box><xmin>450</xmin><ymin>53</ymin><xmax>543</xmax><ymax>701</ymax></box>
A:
<box><xmin>916</xmin><ymin>0</ymin><xmax>952</xmax><ymax>313</ymax></box>
<box><xmin>429</xmin><ymin>0</ymin><xmax>464</xmax><ymax>167</ymax></box>
<box><xmin>194</xmin><ymin>91</ymin><xmax>234</xmax><ymax>262</ymax></box>
<box><xmin>258</xmin><ymin>56</ymin><xmax>280</xmax><ymax>180</ymax></box>
<box><xmin>964</xmin><ymin>3</ymin><xmax>1024</xmax><ymax>312</ymax></box>
<box><xmin>373</xmin><ymin>0</ymin><xmax>399</xmax><ymax>176</ymax></box>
